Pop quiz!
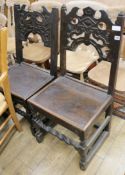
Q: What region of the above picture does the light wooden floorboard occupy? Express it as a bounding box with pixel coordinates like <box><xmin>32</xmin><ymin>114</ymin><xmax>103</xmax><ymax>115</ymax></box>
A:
<box><xmin>0</xmin><ymin>116</ymin><xmax>125</xmax><ymax>175</ymax></box>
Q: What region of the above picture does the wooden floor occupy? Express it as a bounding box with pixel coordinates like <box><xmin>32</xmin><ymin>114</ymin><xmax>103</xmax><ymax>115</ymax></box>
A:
<box><xmin>0</xmin><ymin>115</ymin><xmax>125</xmax><ymax>175</ymax></box>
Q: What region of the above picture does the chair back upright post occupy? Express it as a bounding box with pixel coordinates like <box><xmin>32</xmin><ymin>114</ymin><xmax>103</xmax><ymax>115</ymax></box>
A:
<box><xmin>108</xmin><ymin>14</ymin><xmax>124</xmax><ymax>96</ymax></box>
<box><xmin>14</xmin><ymin>5</ymin><xmax>23</xmax><ymax>63</ymax></box>
<box><xmin>50</xmin><ymin>8</ymin><xmax>59</xmax><ymax>77</ymax></box>
<box><xmin>60</xmin><ymin>1</ymin><xmax>124</xmax><ymax>96</ymax></box>
<box><xmin>60</xmin><ymin>5</ymin><xmax>66</xmax><ymax>76</ymax></box>
<box><xmin>14</xmin><ymin>4</ymin><xmax>59</xmax><ymax>76</ymax></box>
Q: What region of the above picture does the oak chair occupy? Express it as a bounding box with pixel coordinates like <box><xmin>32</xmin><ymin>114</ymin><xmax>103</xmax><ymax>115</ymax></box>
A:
<box><xmin>0</xmin><ymin>27</ymin><xmax>21</xmax><ymax>146</ymax></box>
<box><xmin>28</xmin><ymin>1</ymin><xmax>123</xmax><ymax>170</ymax></box>
<box><xmin>8</xmin><ymin>5</ymin><xmax>58</xmax><ymax>125</ymax></box>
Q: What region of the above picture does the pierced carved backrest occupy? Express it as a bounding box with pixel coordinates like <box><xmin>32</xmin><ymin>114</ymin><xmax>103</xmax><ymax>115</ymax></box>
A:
<box><xmin>62</xmin><ymin>2</ymin><xmax>112</xmax><ymax>59</ymax></box>
<box><xmin>14</xmin><ymin>5</ymin><xmax>59</xmax><ymax>76</ymax></box>
<box><xmin>60</xmin><ymin>1</ymin><xmax>123</xmax><ymax>95</ymax></box>
<box><xmin>15</xmin><ymin>5</ymin><xmax>53</xmax><ymax>46</ymax></box>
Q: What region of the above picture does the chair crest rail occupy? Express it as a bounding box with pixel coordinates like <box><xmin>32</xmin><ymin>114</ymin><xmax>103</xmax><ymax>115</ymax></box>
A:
<box><xmin>15</xmin><ymin>5</ymin><xmax>53</xmax><ymax>47</ymax></box>
<box><xmin>62</xmin><ymin>6</ymin><xmax>121</xmax><ymax>61</ymax></box>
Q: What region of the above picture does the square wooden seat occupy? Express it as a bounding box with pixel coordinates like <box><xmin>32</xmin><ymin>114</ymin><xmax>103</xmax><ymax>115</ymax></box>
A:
<box><xmin>9</xmin><ymin>63</ymin><xmax>53</xmax><ymax>100</ymax></box>
<box><xmin>28</xmin><ymin>76</ymin><xmax>112</xmax><ymax>132</ymax></box>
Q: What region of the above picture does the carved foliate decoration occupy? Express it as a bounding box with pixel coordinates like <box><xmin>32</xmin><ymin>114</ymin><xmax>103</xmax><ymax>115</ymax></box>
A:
<box><xmin>64</xmin><ymin>6</ymin><xmax>115</xmax><ymax>60</ymax></box>
<box><xmin>15</xmin><ymin>5</ymin><xmax>52</xmax><ymax>47</ymax></box>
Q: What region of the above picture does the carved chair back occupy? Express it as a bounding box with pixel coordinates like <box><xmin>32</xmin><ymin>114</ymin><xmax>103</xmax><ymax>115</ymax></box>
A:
<box><xmin>14</xmin><ymin>5</ymin><xmax>59</xmax><ymax>76</ymax></box>
<box><xmin>60</xmin><ymin>1</ymin><xmax>124</xmax><ymax>96</ymax></box>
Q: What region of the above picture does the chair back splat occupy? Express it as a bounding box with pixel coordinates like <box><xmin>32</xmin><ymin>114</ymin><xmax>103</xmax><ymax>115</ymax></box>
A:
<box><xmin>14</xmin><ymin>5</ymin><xmax>58</xmax><ymax>76</ymax></box>
<box><xmin>60</xmin><ymin>3</ymin><xmax>124</xmax><ymax>96</ymax></box>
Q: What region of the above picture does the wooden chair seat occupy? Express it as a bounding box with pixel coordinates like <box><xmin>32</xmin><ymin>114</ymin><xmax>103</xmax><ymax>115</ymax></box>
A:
<box><xmin>0</xmin><ymin>92</ymin><xmax>8</xmax><ymax>116</ymax></box>
<box><xmin>88</xmin><ymin>60</ymin><xmax>125</xmax><ymax>92</ymax></box>
<box><xmin>9</xmin><ymin>63</ymin><xmax>54</xmax><ymax>100</ymax></box>
<box><xmin>58</xmin><ymin>49</ymin><xmax>98</xmax><ymax>74</ymax></box>
<box><xmin>23</xmin><ymin>43</ymin><xmax>50</xmax><ymax>64</ymax></box>
<box><xmin>28</xmin><ymin>76</ymin><xmax>112</xmax><ymax>131</ymax></box>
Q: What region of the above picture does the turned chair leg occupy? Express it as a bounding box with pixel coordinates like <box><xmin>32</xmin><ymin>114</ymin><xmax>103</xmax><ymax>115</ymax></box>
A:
<box><xmin>28</xmin><ymin>104</ymin><xmax>48</xmax><ymax>142</ymax></box>
<box><xmin>31</xmin><ymin>124</ymin><xmax>46</xmax><ymax>143</ymax></box>
<box><xmin>79</xmin><ymin>141</ymin><xmax>88</xmax><ymax>170</ymax></box>
<box><xmin>78</xmin><ymin>139</ymin><xmax>87</xmax><ymax>170</ymax></box>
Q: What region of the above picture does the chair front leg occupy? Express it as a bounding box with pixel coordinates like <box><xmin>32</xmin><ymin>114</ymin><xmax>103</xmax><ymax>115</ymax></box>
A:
<box><xmin>28</xmin><ymin>104</ymin><xmax>49</xmax><ymax>142</ymax></box>
<box><xmin>78</xmin><ymin>141</ymin><xmax>88</xmax><ymax>170</ymax></box>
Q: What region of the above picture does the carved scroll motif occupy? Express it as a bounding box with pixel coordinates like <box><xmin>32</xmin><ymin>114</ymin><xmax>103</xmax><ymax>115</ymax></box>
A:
<box><xmin>16</xmin><ymin>5</ymin><xmax>52</xmax><ymax>47</ymax></box>
<box><xmin>65</xmin><ymin>7</ymin><xmax>114</xmax><ymax>60</ymax></box>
